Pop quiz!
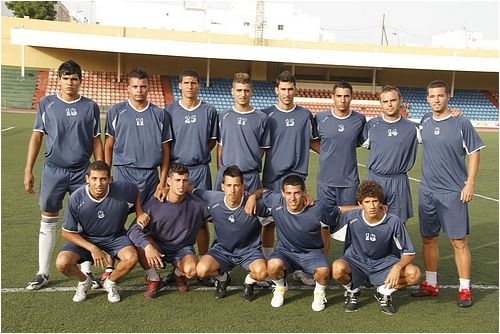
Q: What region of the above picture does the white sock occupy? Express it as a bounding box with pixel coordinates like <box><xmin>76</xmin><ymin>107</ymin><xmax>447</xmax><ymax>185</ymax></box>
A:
<box><xmin>314</xmin><ymin>282</ymin><xmax>327</xmax><ymax>294</ymax></box>
<box><xmin>215</xmin><ymin>272</ymin><xmax>227</xmax><ymax>282</ymax></box>
<box><xmin>262</xmin><ymin>247</ymin><xmax>274</xmax><ymax>258</ymax></box>
<box><xmin>38</xmin><ymin>217</ymin><xmax>57</xmax><ymax>275</ymax></box>
<box><xmin>272</xmin><ymin>278</ymin><xmax>285</xmax><ymax>288</ymax></box>
<box><xmin>425</xmin><ymin>271</ymin><xmax>438</xmax><ymax>286</ymax></box>
<box><xmin>245</xmin><ymin>273</ymin><xmax>258</xmax><ymax>284</ymax></box>
<box><xmin>146</xmin><ymin>268</ymin><xmax>160</xmax><ymax>281</ymax></box>
<box><xmin>80</xmin><ymin>261</ymin><xmax>91</xmax><ymax>274</ymax></box>
<box><xmin>377</xmin><ymin>285</ymin><xmax>396</xmax><ymax>296</ymax></box>
<box><xmin>459</xmin><ymin>278</ymin><xmax>470</xmax><ymax>290</ymax></box>
<box><xmin>342</xmin><ymin>282</ymin><xmax>352</xmax><ymax>291</ymax></box>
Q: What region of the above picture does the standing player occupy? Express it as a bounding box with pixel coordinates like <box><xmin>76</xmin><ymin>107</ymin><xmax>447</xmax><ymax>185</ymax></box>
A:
<box><xmin>361</xmin><ymin>85</ymin><xmax>419</xmax><ymax>223</ymax></box>
<box><xmin>165</xmin><ymin>69</ymin><xmax>218</xmax><ymax>279</ymax></box>
<box><xmin>128</xmin><ymin>163</ymin><xmax>210</xmax><ymax>298</ymax></box>
<box><xmin>105</xmin><ymin>67</ymin><xmax>172</xmax><ymax>206</ymax></box>
<box><xmin>195</xmin><ymin>165</ymin><xmax>269</xmax><ymax>302</ymax></box>
<box><xmin>412</xmin><ymin>80</ymin><xmax>484</xmax><ymax>308</ymax></box>
<box><xmin>312</xmin><ymin>81</ymin><xmax>366</xmax><ymax>253</ymax></box>
<box><xmin>23</xmin><ymin>60</ymin><xmax>104</xmax><ymax>290</ymax></box>
<box><xmin>261</xmin><ymin>70</ymin><xmax>319</xmax><ymax>286</ymax></box>
<box><xmin>247</xmin><ymin>175</ymin><xmax>358</xmax><ymax>312</ymax></box>
<box><xmin>214</xmin><ymin>72</ymin><xmax>270</xmax><ymax>194</ymax></box>
<box><xmin>55</xmin><ymin>161</ymin><xmax>148</xmax><ymax>303</ymax></box>
<box><xmin>331</xmin><ymin>180</ymin><xmax>421</xmax><ymax>315</ymax></box>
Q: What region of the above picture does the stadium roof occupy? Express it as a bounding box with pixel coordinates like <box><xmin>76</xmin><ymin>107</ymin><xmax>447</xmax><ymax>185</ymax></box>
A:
<box><xmin>10</xmin><ymin>28</ymin><xmax>499</xmax><ymax>73</ymax></box>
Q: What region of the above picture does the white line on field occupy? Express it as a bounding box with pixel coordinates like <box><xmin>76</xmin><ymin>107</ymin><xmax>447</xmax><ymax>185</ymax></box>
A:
<box><xmin>1</xmin><ymin>284</ymin><xmax>498</xmax><ymax>293</ymax></box>
<box><xmin>1</xmin><ymin>126</ymin><xmax>15</xmax><ymax>132</ymax></box>
<box><xmin>357</xmin><ymin>163</ymin><xmax>499</xmax><ymax>203</ymax></box>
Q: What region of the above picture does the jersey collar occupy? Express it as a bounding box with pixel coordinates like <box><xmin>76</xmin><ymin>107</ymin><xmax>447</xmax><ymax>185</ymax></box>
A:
<box><xmin>85</xmin><ymin>185</ymin><xmax>110</xmax><ymax>203</ymax></box>
<box><xmin>56</xmin><ymin>93</ymin><xmax>81</xmax><ymax>104</ymax></box>
<box><xmin>274</xmin><ymin>104</ymin><xmax>296</xmax><ymax>113</ymax></box>
<box><xmin>361</xmin><ymin>210</ymin><xmax>386</xmax><ymax>227</ymax></box>
<box><xmin>331</xmin><ymin>109</ymin><xmax>352</xmax><ymax>119</ymax></box>
<box><xmin>224</xmin><ymin>195</ymin><xmax>244</xmax><ymax>211</ymax></box>
<box><xmin>382</xmin><ymin>115</ymin><xmax>401</xmax><ymax>123</ymax></box>
<box><xmin>128</xmin><ymin>100</ymin><xmax>150</xmax><ymax>112</ymax></box>
<box><xmin>179</xmin><ymin>99</ymin><xmax>202</xmax><ymax>111</ymax></box>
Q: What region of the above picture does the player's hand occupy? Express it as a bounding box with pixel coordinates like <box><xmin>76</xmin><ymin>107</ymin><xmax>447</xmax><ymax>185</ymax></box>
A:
<box><xmin>449</xmin><ymin>107</ymin><xmax>463</xmax><ymax>117</ymax></box>
<box><xmin>24</xmin><ymin>171</ymin><xmax>35</xmax><ymax>194</ymax></box>
<box><xmin>154</xmin><ymin>185</ymin><xmax>169</xmax><ymax>202</ymax></box>
<box><xmin>145</xmin><ymin>244</ymin><xmax>165</xmax><ymax>269</ymax></box>
<box><xmin>303</xmin><ymin>194</ymin><xmax>315</xmax><ymax>207</ymax></box>
<box><xmin>90</xmin><ymin>246</ymin><xmax>108</xmax><ymax>269</ymax></box>
<box><xmin>460</xmin><ymin>182</ymin><xmax>474</xmax><ymax>203</ymax></box>
<box><xmin>245</xmin><ymin>194</ymin><xmax>257</xmax><ymax>215</ymax></box>
<box><xmin>384</xmin><ymin>263</ymin><xmax>402</xmax><ymax>289</ymax></box>
<box><xmin>136</xmin><ymin>213</ymin><xmax>150</xmax><ymax>228</ymax></box>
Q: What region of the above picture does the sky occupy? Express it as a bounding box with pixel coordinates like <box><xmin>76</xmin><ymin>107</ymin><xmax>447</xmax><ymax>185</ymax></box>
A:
<box><xmin>9</xmin><ymin>0</ymin><xmax>500</xmax><ymax>47</ymax></box>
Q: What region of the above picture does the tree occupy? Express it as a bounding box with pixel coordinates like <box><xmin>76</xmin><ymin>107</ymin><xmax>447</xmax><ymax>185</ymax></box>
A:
<box><xmin>5</xmin><ymin>1</ymin><xmax>57</xmax><ymax>21</ymax></box>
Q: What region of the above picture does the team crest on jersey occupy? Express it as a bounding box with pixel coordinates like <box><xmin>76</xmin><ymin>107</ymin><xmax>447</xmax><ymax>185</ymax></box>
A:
<box><xmin>136</xmin><ymin>117</ymin><xmax>144</xmax><ymax>126</ymax></box>
<box><xmin>185</xmin><ymin>115</ymin><xmax>197</xmax><ymax>124</ymax></box>
<box><xmin>387</xmin><ymin>129</ymin><xmax>398</xmax><ymax>137</ymax></box>
<box><xmin>434</xmin><ymin>127</ymin><xmax>440</xmax><ymax>135</ymax></box>
<box><xmin>97</xmin><ymin>210</ymin><xmax>105</xmax><ymax>219</ymax></box>
<box><xmin>285</xmin><ymin>118</ymin><xmax>295</xmax><ymax>127</ymax></box>
<box><xmin>237</xmin><ymin>117</ymin><xmax>248</xmax><ymax>126</ymax></box>
<box><xmin>338</xmin><ymin>124</ymin><xmax>345</xmax><ymax>132</ymax></box>
<box><xmin>65</xmin><ymin>108</ymin><xmax>77</xmax><ymax>116</ymax></box>
<box><xmin>228</xmin><ymin>215</ymin><xmax>235</xmax><ymax>223</ymax></box>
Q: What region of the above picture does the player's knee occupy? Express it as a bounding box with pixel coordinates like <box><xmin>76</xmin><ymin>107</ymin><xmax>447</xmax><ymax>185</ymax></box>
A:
<box><xmin>314</xmin><ymin>267</ymin><xmax>330</xmax><ymax>281</ymax></box>
<box><xmin>55</xmin><ymin>254</ymin><xmax>72</xmax><ymax>274</ymax></box>
<box><xmin>251</xmin><ymin>266</ymin><xmax>268</xmax><ymax>282</ymax></box>
<box><xmin>182</xmin><ymin>262</ymin><xmax>198</xmax><ymax>279</ymax></box>
<box><xmin>267</xmin><ymin>260</ymin><xmax>282</xmax><ymax>275</ymax></box>
<box><xmin>119</xmin><ymin>250</ymin><xmax>138</xmax><ymax>269</ymax></box>
<box><xmin>196</xmin><ymin>261</ymin><xmax>210</xmax><ymax>278</ymax></box>
<box><xmin>450</xmin><ymin>238</ymin><xmax>468</xmax><ymax>251</ymax></box>
<box><xmin>405</xmin><ymin>264</ymin><xmax>421</xmax><ymax>285</ymax></box>
<box><xmin>331</xmin><ymin>260</ymin><xmax>347</xmax><ymax>279</ymax></box>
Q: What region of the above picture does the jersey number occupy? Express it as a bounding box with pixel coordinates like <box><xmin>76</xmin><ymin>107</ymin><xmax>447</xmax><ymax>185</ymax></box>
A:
<box><xmin>185</xmin><ymin>115</ymin><xmax>197</xmax><ymax>124</ymax></box>
<box><xmin>365</xmin><ymin>233</ymin><xmax>377</xmax><ymax>242</ymax></box>
<box><xmin>285</xmin><ymin>118</ymin><xmax>295</xmax><ymax>127</ymax></box>
<box><xmin>136</xmin><ymin>118</ymin><xmax>144</xmax><ymax>126</ymax></box>
<box><xmin>237</xmin><ymin>117</ymin><xmax>248</xmax><ymax>126</ymax></box>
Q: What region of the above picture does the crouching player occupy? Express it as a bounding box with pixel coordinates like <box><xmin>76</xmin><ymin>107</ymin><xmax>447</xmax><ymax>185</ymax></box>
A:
<box><xmin>127</xmin><ymin>163</ymin><xmax>209</xmax><ymax>299</ymax></box>
<box><xmin>56</xmin><ymin>161</ymin><xmax>148</xmax><ymax>303</ymax></box>
<box><xmin>195</xmin><ymin>165</ymin><xmax>269</xmax><ymax>302</ymax></box>
<box><xmin>331</xmin><ymin>180</ymin><xmax>421</xmax><ymax>315</ymax></box>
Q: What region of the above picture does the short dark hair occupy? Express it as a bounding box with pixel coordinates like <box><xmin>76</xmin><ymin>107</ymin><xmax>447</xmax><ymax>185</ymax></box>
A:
<box><xmin>281</xmin><ymin>174</ymin><xmax>305</xmax><ymax>191</ymax></box>
<box><xmin>426</xmin><ymin>80</ymin><xmax>450</xmax><ymax>95</ymax></box>
<box><xmin>168</xmin><ymin>162</ymin><xmax>189</xmax><ymax>177</ymax></box>
<box><xmin>356</xmin><ymin>180</ymin><xmax>384</xmax><ymax>203</ymax></box>
<box><xmin>333</xmin><ymin>80</ymin><xmax>353</xmax><ymax>95</ymax></box>
<box><xmin>233</xmin><ymin>72</ymin><xmax>252</xmax><ymax>87</ymax></box>
<box><xmin>223</xmin><ymin>165</ymin><xmax>243</xmax><ymax>183</ymax></box>
<box><xmin>179</xmin><ymin>69</ymin><xmax>200</xmax><ymax>83</ymax></box>
<box><xmin>58</xmin><ymin>60</ymin><xmax>82</xmax><ymax>80</ymax></box>
<box><xmin>275</xmin><ymin>71</ymin><xmax>296</xmax><ymax>87</ymax></box>
<box><xmin>86</xmin><ymin>161</ymin><xmax>111</xmax><ymax>177</ymax></box>
<box><xmin>380</xmin><ymin>85</ymin><xmax>402</xmax><ymax>100</ymax></box>
<box><xmin>128</xmin><ymin>67</ymin><xmax>148</xmax><ymax>82</ymax></box>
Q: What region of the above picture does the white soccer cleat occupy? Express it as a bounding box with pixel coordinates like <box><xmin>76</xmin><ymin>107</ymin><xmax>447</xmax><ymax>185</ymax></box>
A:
<box><xmin>311</xmin><ymin>291</ymin><xmax>327</xmax><ymax>312</ymax></box>
<box><xmin>292</xmin><ymin>270</ymin><xmax>315</xmax><ymax>286</ymax></box>
<box><xmin>103</xmin><ymin>278</ymin><xmax>121</xmax><ymax>303</ymax></box>
<box><xmin>73</xmin><ymin>276</ymin><xmax>92</xmax><ymax>302</ymax></box>
<box><xmin>271</xmin><ymin>284</ymin><xmax>288</xmax><ymax>308</ymax></box>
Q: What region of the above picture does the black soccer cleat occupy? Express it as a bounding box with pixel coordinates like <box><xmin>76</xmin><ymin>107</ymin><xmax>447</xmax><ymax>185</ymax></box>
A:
<box><xmin>243</xmin><ymin>283</ymin><xmax>256</xmax><ymax>302</ymax></box>
<box><xmin>214</xmin><ymin>273</ymin><xmax>231</xmax><ymax>299</ymax></box>
<box><xmin>374</xmin><ymin>291</ymin><xmax>396</xmax><ymax>315</ymax></box>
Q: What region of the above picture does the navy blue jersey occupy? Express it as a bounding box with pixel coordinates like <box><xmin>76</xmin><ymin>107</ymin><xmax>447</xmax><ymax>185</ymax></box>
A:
<box><xmin>34</xmin><ymin>94</ymin><xmax>101</xmax><ymax>171</ymax></box>
<box><xmin>419</xmin><ymin>113</ymin><xmax>485</xmax><ymax>193</ymax></box>
<box><xmin>335</xmin><ymin>209</ymin><xmax>415</xmax><ymax>263</ymax></box>
<box><xmin>62</xmin><ymin>182</ymin><xmax>137</xmax><ymax>243</ymax></box>
<box><xmin>315</xmin><ymin>110</ymin><xmax>366</xmax><ymax>186</ymax></box>
<box><xmin>165</xmin><ymin>100</ymin><xmax>218</xmax><ymax>166</ymax></box>
<box><xmin>262</xmin><ymin>104</ymin><xmax>318</xmax><ymax>186</ymax></box>
<box><xmin>193</xmin><ymin>189</ymin><xmax>269</xmax><ymax>255</ymax></box>
<box><xmin>362</xmin><ymin>116</ymin><xmax>419</xmax><ymax>175</ymax></box>
<box><xmin>262</xmin><ymin>191</ymin><xmax>340</xmax><ymax>252</ymax></box>
<box><xmin>127</xmin><ymin>193</ymin><xmax>209</xmax><ymax>252</ymax></box>
<box><xmin>217</xmin><ymin>107</ymin><xmax>270</xmax><ymax>172</ymax></box>
<box><xmin>105</xmin><ymin>100</ymin><xmax>173</xmax><ymax>168</ymax></box>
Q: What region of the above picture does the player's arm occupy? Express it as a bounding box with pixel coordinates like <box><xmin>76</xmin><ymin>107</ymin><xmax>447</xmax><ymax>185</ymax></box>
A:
<box><xmin>208</xmin><ymin>139</ymin><xmax>217</xmax><ymax>152</ymax></box>
<box><xmin>24</xmin><ymin>131</ymin><xmax>44</xmax><ymax>194</ymax></box>
<box><xmin>61</xmin><ymin>230</ymin><xmax>110</xmax><ymax>268</ymax></box>
<box><xmin>92</xmin><ymin>135</ymin><xmax>104</xmax><ymax>161</ymax></box>
<box><xmin>216</xmin><ymin>143</ymin><xmax>222</xmax><ymax>169</ymax></box>
<box><xmin>384</xmin><ymin>253</ymin><xmax>415</xmax><ymax>289</ymax></box>
<box><xmin>133</xmin><ymin>186</ymin><xmax>149</xmax><ymax>227</ymax></box>
<box><xmin>245</xmin><ymin>188</ymin><xmax>266</xmax><ymax>215</ymax></box>
<box><xmin>104</xmin><ymin>135</ymin><xmax>115</xmax><ymax>167</ymax></box>
<box><xmin>156</xmin><ymin>142</ymin><xmax>171</xmax><ymax>193</ymax></box>
<box><xmin>461</xmin><ymin>150</ymin><xmax>480</xmax><ymax>203</ymax></box>
<box><xmin>310</xmin><ymin>139</ymin><xmax>320</xmax><ymax>154</ymax></box>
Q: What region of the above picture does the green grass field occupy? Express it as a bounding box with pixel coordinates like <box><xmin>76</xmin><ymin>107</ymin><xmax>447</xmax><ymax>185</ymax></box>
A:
<box><xmin>1</xmin><ymin>111</ymin><xmax>498</xmax><ymax>332</ymax></box>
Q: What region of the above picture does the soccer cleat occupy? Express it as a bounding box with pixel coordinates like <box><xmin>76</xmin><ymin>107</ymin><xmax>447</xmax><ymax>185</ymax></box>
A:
<box><xmin>311</xmin><ymin>290</ymin><xmax>327</xmax><ymax>312</ymax></box>
<box><xmin>144</xmin><ymin>276</ymin><xmax>163</xmax><ymax>299</ymax></box>
<box><xmin>271</xmin><ymin>283</ymin><xmax>288</xmax><ymax>308</ymax></box>
<box><xmin>100</xmin><ymin>267</ymin><xmax>114</xmax><ymax>285</ymax></box>
<box><xmin>457</xmin><ymin>288</ymin><xmax>473</xmax><ymax>308</ymax></box>
<box><xmin>26</xmin><ymin>273</ymin><xmax>49</xmax><ymax>291</ymax></box>
<box><xmin>292</xmin><ymin>270</ymin><xmax>315</xmax><ymax>286</ymax></box>
<box><xmin>72</xmin><ymin>276</ymin><xmax>92</xmax><ymax>302</ymax></box>
<box><xmin>162</xmin><ymin>268</ymin><xmax>176</xmax><ymax>285</ymax></box>
<box><xmin>374</xmin><ymin>291</ymin><xmax>395</xmax><ymax>315</ymax></box>
<box><xmin>214</xmin><ymin>273</ymin><xmax>231</xmax><ymax>299</ymax></box>
<box><xmin>86</xmin><ymin>272</ymin><xmax>102</xmax><ymax>289</ymax></box>
<box><xmin>174</xmin><ymin>273</ymin><xmax>189</xmax><ymax>293</ymax></box>
<box><xmin>411</xmin><ymin>281</ymin><xmax>439</xmax><ymax>297</ymax></box>
<box><xmin>198</xmin><ymin>276</ymin><xmax>216</xmax><ymax>287</ymax></box>
<box><xmin>103</xmin><ymin>278</ymin><xmax>121</xmax><ymax>303</ymax></box>
<box><xmin>243</xmin><ymin>283</ymin><xmax>256</xmax><ymax>302</ymax></box>
<box><xmin>344</xmin><ymin>290</ymin><xmax>361</xmax><ymax>312</ymax></box>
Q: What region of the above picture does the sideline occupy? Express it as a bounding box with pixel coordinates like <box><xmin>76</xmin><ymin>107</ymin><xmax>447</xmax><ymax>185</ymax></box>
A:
<box><xmin>1</xmin><ymin>126</ymin><xmax>15</xmax><ymax>132</ymax></box>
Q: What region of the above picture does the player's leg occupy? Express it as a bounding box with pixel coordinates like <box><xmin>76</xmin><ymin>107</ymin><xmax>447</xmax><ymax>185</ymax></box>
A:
<box><xmin>302</xmin><ymin>249</ymin><xmax>330</xmax><ymax>312</ymax></box>
<box><xmin>197</xmin><ymin>249</ymin><xmax>233</xmax><ymax>299</ymax></box>
<box><xmin>394</xmin><ymin>263</ymin><xmax>421</xmax><ymax>289</ymax></box>
<box><xmin>101</xmin><ymin>244</ymin><xmax>138</xmax><ymax>303</ymax></box>
<box><xmin>55</xmin><ymin>245</ymin><xmax>92</xmax><ymax>302</ymax></box>
<box><xmin>242</xmin><ymin>254</ymin><xmax>267</xmax><ymax>302</ymax></box>
<box><xmin>332</xmin><ymin>258</ymin><xmax>364</xmax><ymax>312</ymax></box>
<box><xmin>267</xmin><ymin>249</ymin><xmax>292</xmax><ymax>308</ymax></box>
<box><xmin>134</xmin><ymin>240</ymin><xmax>165</xmax><ymax>299</ymax></box>
<box><xmin>174</xmin><ymin>246</ymin><xmax>198</xmax><ymax>292</ymax></box>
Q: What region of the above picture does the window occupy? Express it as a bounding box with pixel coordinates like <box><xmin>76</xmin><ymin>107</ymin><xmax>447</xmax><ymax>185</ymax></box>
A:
<box><xmin>278</xmin><ymin>24</ymin><xmax>284</xmax><ymax>31</ymax></box>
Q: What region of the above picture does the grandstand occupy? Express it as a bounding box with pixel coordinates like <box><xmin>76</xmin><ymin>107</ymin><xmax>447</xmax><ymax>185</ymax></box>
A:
<box><xmin>1</xmin><ymin>65</ymin><xmax>39</xmax><ymax>109</ymax></box>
